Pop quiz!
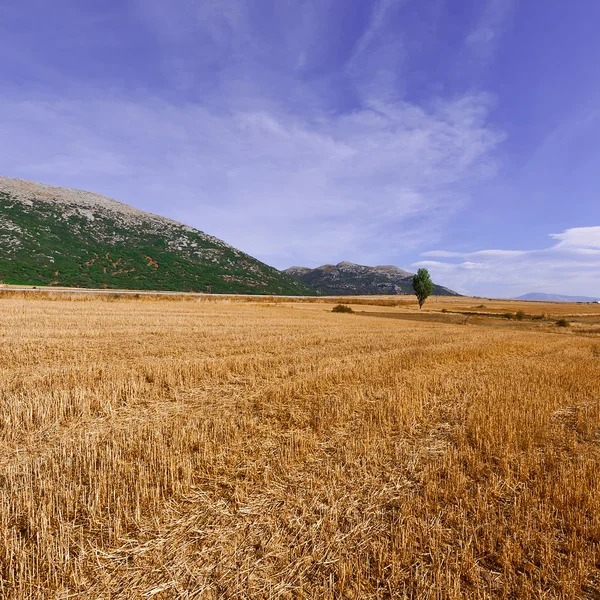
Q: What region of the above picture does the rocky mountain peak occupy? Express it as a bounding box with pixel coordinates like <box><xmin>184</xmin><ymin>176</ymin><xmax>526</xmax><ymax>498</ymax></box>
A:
<box><xmin>283</xmin><ymin>261</ymin><xmax>458</xmax><ymax>296</ymax></box>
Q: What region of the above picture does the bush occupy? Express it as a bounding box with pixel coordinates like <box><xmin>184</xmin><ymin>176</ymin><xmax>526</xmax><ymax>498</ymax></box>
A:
<box><xmin>502</xmin><ymin>312</ymin><xmax>514</xmax><ymax>320</ymax></box>
<box><xmin>332</xmin><ymin>304</ymin><xmax>353</xmax><ymax>313</ymax></box>
<box><xmin>515</xmin><ymin>310</ymin><xmax>526</xmax><ymax>321</ymax></box>
<box><xmin>556</xmin><ymin>319</ymin><xmax>570</xmax><ymax>327</ymax></box>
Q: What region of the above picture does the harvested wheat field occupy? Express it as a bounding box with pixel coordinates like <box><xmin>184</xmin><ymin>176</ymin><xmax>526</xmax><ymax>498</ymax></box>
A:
<box><xmin>1</xmin><ymin>293</ymin><xmax>599</xmax><ymax>599</ymax></box>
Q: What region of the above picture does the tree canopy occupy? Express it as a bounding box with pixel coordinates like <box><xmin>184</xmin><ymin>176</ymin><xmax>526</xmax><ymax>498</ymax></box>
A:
<box><xmin>412</xmin><ymin>268</ymin><xmax>434</xmax><ymax>309</ymax></box>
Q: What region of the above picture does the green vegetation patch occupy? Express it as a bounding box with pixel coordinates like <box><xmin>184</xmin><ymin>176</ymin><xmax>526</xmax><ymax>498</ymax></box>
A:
<box><xmin>0</xmin><ymin>191</ymin><xmax>317</xmax><ymax>295</ymax></box>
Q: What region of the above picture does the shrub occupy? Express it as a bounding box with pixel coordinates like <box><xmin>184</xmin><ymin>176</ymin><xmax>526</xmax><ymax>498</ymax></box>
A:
<box><xmin>332</xmin><ymin>304</ymin><xmax>353</xmax><ymax>313</ymax></box>
<box><xmin>556</xmin><ymin>319</ymin><xmax>570</xmax><ymax>327</ymax></box>
<box><xmin>515</xmin><ymin>310</ymin><xmax>526</xmax><ymax>321</ymax></box>
<box><xmin>502</xmin><ymin>313</ymin><xmax>514</xmax><ymax>320</ymax></box>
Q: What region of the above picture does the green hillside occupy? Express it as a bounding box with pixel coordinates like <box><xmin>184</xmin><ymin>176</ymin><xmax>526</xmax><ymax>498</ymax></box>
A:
<box><xmin>0</xmin><ymin>179</ymin><xmax>316</xmax><ymax>295</ymax></box>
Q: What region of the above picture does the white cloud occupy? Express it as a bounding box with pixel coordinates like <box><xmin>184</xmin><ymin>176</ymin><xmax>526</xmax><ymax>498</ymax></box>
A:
<box><xmin>414</xmin><ymin>227</ymin><xmax>600</xmax><ymax>297</ymax></box>
<box><xmin>550</xmin><ymin>226</ymin><xmax>600</xmax><ymax>249</ymax></box>
<box><xmin>0</xmin><ymin>90</ymin><xmax>501</xmax><ymax>268</ymax></box>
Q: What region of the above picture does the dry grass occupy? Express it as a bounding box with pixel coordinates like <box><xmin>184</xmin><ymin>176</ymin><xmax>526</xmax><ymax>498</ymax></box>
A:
<box><xmin>0</xmin><ymin>294</ymin><xmax>599</xmax><ymax>599</ymax></box>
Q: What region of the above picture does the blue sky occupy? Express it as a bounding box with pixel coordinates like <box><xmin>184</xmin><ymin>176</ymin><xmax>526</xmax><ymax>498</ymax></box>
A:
<box><xmin>1</xmin><ymin>0</ymin><xmax>599</xmax><ymax>297</ymax></box>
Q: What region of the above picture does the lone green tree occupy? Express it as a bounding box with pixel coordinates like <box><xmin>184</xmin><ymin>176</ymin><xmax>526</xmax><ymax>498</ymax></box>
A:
<box><xmin>412</xmin><ymin>268</ymin><xmax>434</xmax><ymax>309</ymax></box>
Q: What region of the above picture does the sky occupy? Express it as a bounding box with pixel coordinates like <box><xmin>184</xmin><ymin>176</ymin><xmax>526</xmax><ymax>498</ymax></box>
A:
<box><xmin>1</xmin><ymin>0</ymin><xmax>599</xmax><ymax>297</ymax></box>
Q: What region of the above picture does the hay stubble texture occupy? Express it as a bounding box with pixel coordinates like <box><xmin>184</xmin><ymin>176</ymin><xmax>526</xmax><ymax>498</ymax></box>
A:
<box><xmin>0</xmin><ymin>295</ymin><xmax>599</xmax><ymax>598</ymax></box>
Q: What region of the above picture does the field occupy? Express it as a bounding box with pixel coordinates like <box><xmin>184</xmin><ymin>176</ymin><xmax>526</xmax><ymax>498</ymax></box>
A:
<box><xmin>1</xmin><ymin>292</ymin><xmax>599</xmax><ymax>598</ymax></box>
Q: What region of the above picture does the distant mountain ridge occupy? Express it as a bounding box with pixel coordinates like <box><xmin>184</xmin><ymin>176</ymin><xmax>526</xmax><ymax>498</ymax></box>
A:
<box><xmin>514</xmin><ymin>292</ymin><xmax>599</xmax><ymax>303</ymax></box>
<box><xmin>0</xmin><ymin>177</ymin><xmax>316</xmax><ymax>295</ymax></box>
<box><xmin>284</xmin><ymin>261</ymin><xmax>459</xmax><ymax>296</ymax></box>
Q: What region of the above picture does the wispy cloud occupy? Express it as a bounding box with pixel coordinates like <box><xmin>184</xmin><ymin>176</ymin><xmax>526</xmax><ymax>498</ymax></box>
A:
<box><xmin>415</xmin><ymin>226</ymin><xmax>600</xmax><ymax>297</ymax></box>
<box><xmin>464</xmin><ymin>0</ymin><xmax>514</xmax><ymax>64</ymax></box>
<box><xmin>345</xmin><ymin>0</ymin><xmax>408</xmax><ymax>103</ymax></box>
<box><xmin>0</xmin><ymin>90</ymin><xmax>501</xmax><ymax>268</ymax></box>
<box><xmin>0</xmin><ymin>0</ymin><xmax>506</xmax><ymax>271</ymax></box>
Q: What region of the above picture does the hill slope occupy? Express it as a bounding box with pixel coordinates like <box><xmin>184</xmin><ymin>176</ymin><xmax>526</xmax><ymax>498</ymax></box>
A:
<box><xmin>0</xmin><ymin>177</ymin><xmax>316</xmax><ymax>295</ymax></box>
<box><xmin>515</xmin><ymin>293</ymin><xmax>599</xmax><ymax>303</ymax></box>
<box><xmin>284</xmin><ymin>261</ymin><xmax>459</xmax><ymax>296</ymax></box>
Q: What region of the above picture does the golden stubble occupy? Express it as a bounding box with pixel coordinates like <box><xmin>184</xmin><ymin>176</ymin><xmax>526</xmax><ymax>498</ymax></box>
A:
<box><xmin>0</xmin><ymin>294</ymin><xmax>599</xmax><ymax>599</ymax></box>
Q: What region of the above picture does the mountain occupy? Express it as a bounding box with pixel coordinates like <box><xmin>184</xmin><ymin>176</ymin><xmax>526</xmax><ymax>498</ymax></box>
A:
<box><xmin>514</xmin><ymin>293</ymin><xmax>599</xmax><ymax>303</ymax></box>
<box><xmin>284</xmin><ymin>261</ymin><xmax>459</xmax><ymax>296</ymax></box>
<box><xmin>0</xmin><ymin>177</ymin><xmax>316</xmax><ymax>295</ymax></box>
